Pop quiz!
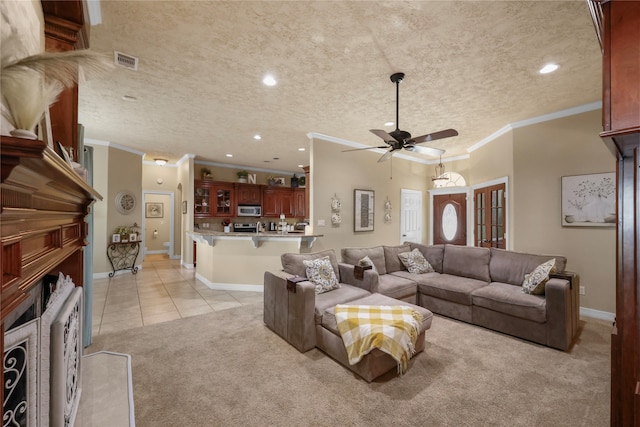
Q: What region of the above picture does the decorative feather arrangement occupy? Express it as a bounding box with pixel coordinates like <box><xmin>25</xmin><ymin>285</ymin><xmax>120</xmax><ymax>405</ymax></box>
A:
<box><xmin>1</xmin><ymin>48</ymin><xmax>113</xmax><ymax>133</ymax></box>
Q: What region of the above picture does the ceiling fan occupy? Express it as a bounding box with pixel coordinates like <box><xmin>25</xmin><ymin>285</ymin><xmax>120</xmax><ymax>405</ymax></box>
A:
<box><xmin>344</xmin><ymin>72</ymin><xmax>458</xmax><ymax>163</ymax></box>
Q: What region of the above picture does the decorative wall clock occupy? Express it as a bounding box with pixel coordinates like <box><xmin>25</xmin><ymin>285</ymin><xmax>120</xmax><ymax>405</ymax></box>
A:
<box><xmin>115</xmin><ymin>190</ymin><xmax>136</xmax><ymax>215</ymax></box>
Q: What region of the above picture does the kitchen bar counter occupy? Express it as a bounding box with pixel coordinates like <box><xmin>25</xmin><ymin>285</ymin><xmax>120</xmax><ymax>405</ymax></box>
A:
<box><xmin>188</xmin><ymin>230</ymin><xmax>324</xmax><ymax>289</ymax></box>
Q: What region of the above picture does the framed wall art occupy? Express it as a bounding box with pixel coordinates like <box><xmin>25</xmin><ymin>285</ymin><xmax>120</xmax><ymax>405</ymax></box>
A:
<box><xmin>145</xmin><ymin>202</ymin><xmax>163</xmax><ymax>218</ymax></box>
<box><xmin>354</xmin><ymin>189</ymin><xmax>374</xmax><ymax>232</ymax></box>
<box><xmin>561</xmin><ymin>172</ymin><xmax>616</xmax><ymax>227</ymax></box>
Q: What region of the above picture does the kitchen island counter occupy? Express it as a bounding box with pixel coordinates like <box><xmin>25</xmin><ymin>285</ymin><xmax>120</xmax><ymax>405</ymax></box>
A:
<box><xmin>188</xmin><ymin>230</ymin><xmax>324</xmax><ymax>290</ymax></box>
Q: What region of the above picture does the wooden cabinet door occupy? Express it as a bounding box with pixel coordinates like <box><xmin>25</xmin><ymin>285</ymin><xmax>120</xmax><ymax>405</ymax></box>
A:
<box><xmin>211</xmin><ymin>182</ymin><xmax>235</xmax><ymax>217</ymax></box>
<box><xmin>294</xmin><ymin>188</ymin><xmax>306</xmax><ymax>218</ymax></box>
<box><xmin>262</xmin><ymin>188</ymin><xmax>280</xmax><ymax>217</ymax></box>
<box><xmin>194</xmin><ymin>180</ymin><xmax>212</xmax><ymax>217</ymax></box>
<box><xmin>280</xmin><ymin>189</ymin><xmax>295</xmax><ymax>217</ymax></box>
<box><xmin>236</xmin><ymin>184</ymin><xmax>262</xmax><ymax>205</ymax></box>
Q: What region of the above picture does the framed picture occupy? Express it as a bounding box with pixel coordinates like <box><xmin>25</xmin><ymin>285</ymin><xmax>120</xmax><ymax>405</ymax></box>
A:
<box><xmin>561</xmin><ymin>172</ymin><xmax>616</xmax><ymax>227</ymax></box>
<box><xmin>56</xmin><ymin>141</ymin><xmax>73</xmax><ymax>166</ymax></box>
<box><xmin>274</xmin><ymin>177</ymin><xmax>286</xmax><ymax>186</ymax></box>
<box><xmin>112</xmin><ymin>234</ymin><xmax>121</xmax><ymax>243</ymax></box>
<box><xmin>182</xmin><ymin>200</ymin><xmax>188</xmax><ymax>214</ymax></box>
<box><xmin>146</xmin><ymin>202</ymin><xmax>163</xmax><ymax>218</ymax></box>
<box><xmin>129</xmin><ymin>233</ymin><xmax>137</xmax><ymax>242</ymax></box>
<box><xmin>354</xmin><ymin>189</ymin><xmax>374</xmax><ymax>232</ymax></box>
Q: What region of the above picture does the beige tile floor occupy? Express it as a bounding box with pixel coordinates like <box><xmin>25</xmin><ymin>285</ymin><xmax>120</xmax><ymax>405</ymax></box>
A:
<box><xmin>91</xmin><ymin>254</ymin><xmax>263</xmax><ymax>337</ymax></box>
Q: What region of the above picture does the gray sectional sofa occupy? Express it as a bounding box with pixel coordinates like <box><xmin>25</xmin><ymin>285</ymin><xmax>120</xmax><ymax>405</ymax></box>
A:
<box><xmin>263</xmin><ymin>249</ymin><xmax>433</xmax><ymax>382</ymax></box>
<box><xmin>341</xmin><ymin>243</ymin><xmax>580</xmax><ymax>351</ymax></box>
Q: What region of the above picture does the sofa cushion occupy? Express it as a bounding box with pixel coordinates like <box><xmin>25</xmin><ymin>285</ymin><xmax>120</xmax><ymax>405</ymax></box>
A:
<box><xmin>408</xmin><ymin>243</ymin><xmax>445</xmax><ymax>273</ymax></box>
<box><xmin>321</xmin><ymin>293</ymin><xmax>433</xmax><ymax>336</ymax></box>
<box><xmin>489</xmin><ymin>247</ymin><xmax>566</xmax><ymax>286</ymax></box>
<box><xmin>398</xmin><ymin>248</ymin><xmax>435</xmax><ymax>274</ymax></box>
<box><xmin>522</xmin><ymin>258</ymin><xmax>556</xmax><ymax>295</ymax></box>
<box><xmin>282</xmin><ymin>250</ymin><xmax>341</xmax><ymax>281</ymax></box>
<box><xmin>383</xmin><ymin>245</ymin><xmax>411</xmax><ymax>273</ymax></box>
<box><xmin>358</xmin><ymin>256</ymin><xmax>377</xmax><ymax>273</ymax></box>
<box><xmin>341</xmin><ymin>246</ymin><xmax>387</xmax><ymax>275</ymax></box>
<box><xmin>314</xmin><ymin>284</ymin><xmax>371</xmax><ymax>325</ymax></box>
<box><xmin>471</xmin><ymin>282</ymin><xmax>547</xmax><ymax>323</ymax></box>
<box><xmin>377</xmin><ymin>274</ymin><xmax>417</xmax><ymax>300</ymax></box>
<box><xmin>303</xmin><ymin>256</ymin><xmax>340</xmax><ymax>294</ymax></box>
<box><xmin>442</xmin><ymin>245</ymin><xmax>491</xmax><ymax>282</ymax></box>
<box><xmin>417</xmin><ymin>273</ymin><xmax>488</xmax><ymax>305</ymax></box>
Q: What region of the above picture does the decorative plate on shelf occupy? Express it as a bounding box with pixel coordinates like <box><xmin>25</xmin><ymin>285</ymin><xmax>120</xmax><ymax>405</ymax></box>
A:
<box><xmin>115</xmin><ymin>190</ymin><xmax>136</xmax><ymax>215</ymax></box>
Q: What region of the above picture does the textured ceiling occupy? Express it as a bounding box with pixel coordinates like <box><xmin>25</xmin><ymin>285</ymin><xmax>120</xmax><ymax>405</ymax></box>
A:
<box><xmin>78</xmin><ymin>1</ymin><xmax>602</xmax><ymax>172</ymax></box>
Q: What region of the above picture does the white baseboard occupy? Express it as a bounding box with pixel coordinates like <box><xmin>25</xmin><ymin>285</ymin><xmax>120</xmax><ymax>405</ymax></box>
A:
<box><xmin>580</xmin><ymin>307</ymin><xmax>615</xmax><ymax>322</ymax></box>
<box><xmin>195</xmin><ymin>273</ymin><xmax>263</xmax><ymax>292</ymax></box>
<box><xmin>93</xmin><ymin>265</ymin><xmax>143</xmax><ymax>280</ymax></box>
<box><xmin>169</xmin><ymin>254</ymin><xmax>181</xmax><ymax>260</ymax></box>
<box><xmin>181</xmin><ymin>260</ymin><xmax>194</xmax><ymax>269</ymax></box>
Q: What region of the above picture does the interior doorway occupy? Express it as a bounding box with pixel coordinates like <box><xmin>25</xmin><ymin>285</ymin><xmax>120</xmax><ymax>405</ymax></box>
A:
<box><xmin>142</xmin><ymin>191</ymin><xmax>175</xmax><ymax>259</ymax></box>
<box><xmin>400</xmin><ymin>189</ymin><xmax>423</xmax><ymax>243</ymax></box>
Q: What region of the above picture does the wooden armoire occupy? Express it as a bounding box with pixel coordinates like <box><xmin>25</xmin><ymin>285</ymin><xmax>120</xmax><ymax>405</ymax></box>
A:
<box><xmin>594</xmin><ymin>1</ymin><xmax>640</xmax><ymax>424</ymax></box>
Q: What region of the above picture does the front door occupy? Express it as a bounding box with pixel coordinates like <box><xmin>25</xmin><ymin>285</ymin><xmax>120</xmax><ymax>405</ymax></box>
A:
<box><xmin>433</xmin><ymin>193</ymin><xmax>467</xmax><ymax>245</ymax></box>
<box><xmin>400</xmin><ymin>189</ymin><xmax>422</xmax><ymax>243</ymax></box>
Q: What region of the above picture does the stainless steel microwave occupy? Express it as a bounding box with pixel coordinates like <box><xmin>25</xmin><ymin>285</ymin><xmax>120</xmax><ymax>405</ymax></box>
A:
<box><xmin>237</xmin><ymin>204</ymin><xmax>262</xmax><ymax>217</ymax></box>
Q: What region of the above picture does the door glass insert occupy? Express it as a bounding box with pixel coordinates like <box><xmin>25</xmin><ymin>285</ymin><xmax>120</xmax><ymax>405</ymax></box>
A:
<box><xmin>441</xmin><ymin>203</ymin><xmax>458</xmax><ymax>241</ymax></box>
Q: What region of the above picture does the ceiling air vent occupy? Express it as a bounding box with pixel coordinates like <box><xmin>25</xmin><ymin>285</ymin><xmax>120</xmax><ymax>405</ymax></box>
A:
<box><xmin>114</xmin><ymin>51</ymin><xmax>138</xmax><ymax>71</ymax></box>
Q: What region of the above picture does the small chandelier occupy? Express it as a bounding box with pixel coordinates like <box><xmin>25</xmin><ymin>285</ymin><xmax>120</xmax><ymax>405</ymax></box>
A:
<box><xmin>431</xmin><ymin>156</ymin><xmax>448</xmax><ymax>182</ymax></box>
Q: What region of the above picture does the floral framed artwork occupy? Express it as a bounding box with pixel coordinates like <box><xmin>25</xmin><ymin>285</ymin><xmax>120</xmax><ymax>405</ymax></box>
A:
<box><xmin>145</xmin><ymin>202</ymin><xmax>163</xmax><ymax>218</ymax></box>
<box><xmin>561</xmin><ymin>172</ymin><xmax>616</xmax><ymax>227</ymax></box>
<box><xmin>354</xmin><ymin>189</ymin><xmax>374</xmax><ymax>232</ymax></box>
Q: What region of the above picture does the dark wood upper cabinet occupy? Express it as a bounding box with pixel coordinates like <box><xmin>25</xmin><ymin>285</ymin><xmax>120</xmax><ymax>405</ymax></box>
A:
<box><xmin>595</xmin><ymin>1</ymin><xmax>640</xmax><ymax>425</ymax></box>
<box><xmin>235</xmin><ymin>183</ymin><xmax>262</xmax><ymax>205</ymax></box>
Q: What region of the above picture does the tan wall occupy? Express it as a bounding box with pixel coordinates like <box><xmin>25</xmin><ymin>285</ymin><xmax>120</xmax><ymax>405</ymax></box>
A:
<box><xmin>512</xmin><ymin>109</ymin><xmax>615</xmax><ymax>313</ymax></box>
<box><xmin>178</xmin><ymin>156</ymin><xmax>194</xmax><ymax>266</ymax></box>
<box><xmin>91</xmin><ymin>146</ymin><xmax>143</xmax><ymax>275</ymax></box>
<box><xmin>142</xmin><ymin>162</ymin><xmax>181</xmax><ymax>257</ymax></box>
<box><xmin>310</xmin><ymin>137</ymin><xmax>431</xmax><ymax>254</ymax></box>
<box><xmin>91</xmin><ymin>144</ymin><xmax>110</xmax><ymax>273</ymax></box>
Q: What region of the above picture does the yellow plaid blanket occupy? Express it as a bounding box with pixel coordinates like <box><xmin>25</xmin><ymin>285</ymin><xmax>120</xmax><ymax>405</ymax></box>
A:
<box><xmin>334</xmin><ymin>304</ymin><xmax>423</xmax><ymax>374</ymax></box>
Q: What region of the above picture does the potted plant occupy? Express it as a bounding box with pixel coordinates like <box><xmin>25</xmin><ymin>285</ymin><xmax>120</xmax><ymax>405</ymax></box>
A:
<box><xmin>298</xmin><ymin>175</ymin><xmax>306</xmax><ymax>188</ymax></box>
<box><xmin>267</xmin><ymin>175</ymin><xmax>276</xmax><ymax>186</ymax></box>
<box><xmin>237</xmin><ymin>170</ymin><xmax>249</xmax><ymax>183</ymax></box>
<box><xmin>201</xmin><ymin>167</ymin><xmax>212</xmax><ymax>180</ymax></box>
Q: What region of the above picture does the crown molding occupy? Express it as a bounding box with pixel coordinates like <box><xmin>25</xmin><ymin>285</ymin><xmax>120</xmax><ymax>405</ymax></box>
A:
<box><xmin>84</xmin><ymin>138</ymin><xmax>145</xmax><ymax>157</ymax></box>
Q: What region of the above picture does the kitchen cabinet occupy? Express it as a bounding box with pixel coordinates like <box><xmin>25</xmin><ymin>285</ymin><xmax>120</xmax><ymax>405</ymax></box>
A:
<box><xmin>263</xmin><ymin>187</ymin><xmax>295</xmax><ymax>217</ymax></box>
<box><xmin>194</xmin><ymin>180</ymin><xmax>235</xmax><ymax>217</ymax></box>
<box><xmin>235</xmin><ymin>183</ymin><xmax>262</xmax><ymax>205</ymax></box>
<box><xmin>194</xmin><ymin>180</ymin><xmax>211</xmax><ymax>217</ymax></box>
<box><xmin>293</xmin><ymin>188</ymin><xmax>306</xmax><ymax>218</ymax></box>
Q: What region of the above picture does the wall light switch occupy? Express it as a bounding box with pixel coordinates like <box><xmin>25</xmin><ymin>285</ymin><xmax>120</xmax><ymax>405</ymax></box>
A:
<box><xmin>579</xmin><ymin>286</ymin><xmax>585</xmax><ymax>295</ymax></box>
<box><xmin>317</xmin><ymin>219</ymin><xmax>326</xmax><ymax>227</ymax></box>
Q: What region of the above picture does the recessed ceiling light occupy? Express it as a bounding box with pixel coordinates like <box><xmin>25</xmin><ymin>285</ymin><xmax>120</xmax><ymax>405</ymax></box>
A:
<box><xmin>298</xmin><ymin>164</ymin><xmax>304</xmax><ymax>168</ymax></box>
<box><xmin>253</xmin><ymin>134</ymin><xmax>262</xmax><ymax>140</ymax></box>
<box><xmin>273</xmin><ymin>157</ymin><xmax>279</xmax><ymax>160</ymax></box>
<box><xmin>226</xmin><ymin>154</ymin><xmax>233</xmax><ymax>157</ymax></box>
<box><xmin>384</xmin><ymin>121</ymin><xmax>394</xmax><ymax>127</ymax></box>
<box><xmin>539</xmin><ymin>63</ymin><xmax>559</xmax><ymax>74</ymax></box>
<box><xmin>298</xmin><ymin>148</ymin><xmax>306</xmax><ymax>152</ymax></box>
<box><xmin>122</xmin><ymin>95</ymin><xmax>137</xmax><ymax>102</ymax></box>
<box><xmin>263</xmin><ymin>74</ymin><xmax>277</xmax><ymax>86</ymax></box>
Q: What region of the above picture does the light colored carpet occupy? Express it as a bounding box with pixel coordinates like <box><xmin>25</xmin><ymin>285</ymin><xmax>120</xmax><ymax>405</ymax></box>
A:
<box><xmin>87</xmin><ymin>303</ymin><xmax>610</xmax><ymax>427</ymax></box>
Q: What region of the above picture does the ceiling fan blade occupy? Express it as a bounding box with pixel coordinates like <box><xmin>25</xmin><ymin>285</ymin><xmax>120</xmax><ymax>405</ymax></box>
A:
<box><xmin>370</xmin><ymin>129</ymin><xmax>398</xmax><ymax>142</ymax></box>
<box><xmin>377</xmin><ymin>149</ymin><xmax>395</xmax><ymax>163</ymax></box>
<box><xmin>405</xmin><ymin>145</ymin><xmax>445</xmax><ymax>157</ymax></box>
<box><xmin>342</xmin><ymin>145</ymin><xmax>389</xmax><ymax>153</ymax></box>
<box><xmin>408</xmin><ymin>128</ymin><xmax>459</xmax><ymax>144</ymax></box>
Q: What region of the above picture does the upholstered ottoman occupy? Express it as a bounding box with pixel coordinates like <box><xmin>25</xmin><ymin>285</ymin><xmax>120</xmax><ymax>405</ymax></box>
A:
<box><xmin>316</xmin><ymin>293</ymin><xmax>433</xmax><ymax>382</ymax></box>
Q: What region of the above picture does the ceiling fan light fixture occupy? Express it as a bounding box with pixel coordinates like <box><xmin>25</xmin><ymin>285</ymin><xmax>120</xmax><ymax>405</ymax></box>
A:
<box><xmin>154</xmin><ymin>158</ymin><xmax>167</xmax><ymax>166</ymax></box>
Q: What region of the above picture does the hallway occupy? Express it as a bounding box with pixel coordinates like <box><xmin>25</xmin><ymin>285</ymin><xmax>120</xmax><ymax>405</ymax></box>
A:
<box><xmin>91</xmin><ymin>254</ymin><xmax>263</xmax><ymax>337</ymax></box>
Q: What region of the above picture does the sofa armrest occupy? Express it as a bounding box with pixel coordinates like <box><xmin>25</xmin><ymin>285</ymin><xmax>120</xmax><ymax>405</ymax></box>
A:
<box><xmin>263</xmin><ymin>270</ymin><xmax>317</xmax><ymax>352</ymax></box>
<box><xmin>545</xmin><ymin>277</ymin><xmax>573</xmax><ymax>350</ymax></box>
<box><xmin>338</xmin><ymin>262</ymin><xmax>379</xmax><ymax>293</ymax></box>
